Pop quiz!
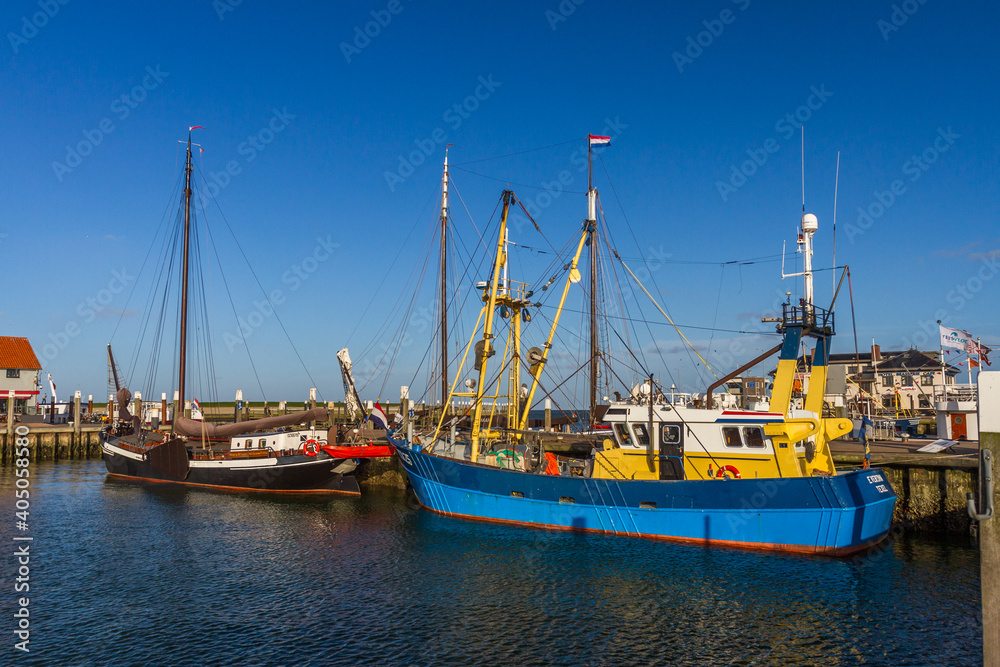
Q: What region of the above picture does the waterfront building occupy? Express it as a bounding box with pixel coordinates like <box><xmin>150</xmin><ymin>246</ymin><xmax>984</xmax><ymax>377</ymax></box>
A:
<box><xmin>0</xmin><ymin>336</ymin><xmax>42</xmax><ymax>417</ymax></box>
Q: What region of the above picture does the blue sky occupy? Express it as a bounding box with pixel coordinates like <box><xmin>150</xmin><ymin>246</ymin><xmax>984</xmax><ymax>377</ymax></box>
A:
<box><xmin>2</xmin><ymin>0</ymin><xmax>998</xmax><ymax>404</ymax></box>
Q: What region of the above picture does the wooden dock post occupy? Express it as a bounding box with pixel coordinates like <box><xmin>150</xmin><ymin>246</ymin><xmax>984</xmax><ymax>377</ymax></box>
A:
<box><xmin>545</xmin><ymin>398</ymin><xmax>552</xmax><ymax>432</ymax></box>
<box><xmin>309</xmin><ymin>388</ymin><xmax>316</xmax><ymax>429</ymax></box>
<box><xmin>6</xmin><ymin>391</ymin><xmax>14</xmax><ymax>443</ymax></box>
<box><xmin>133</xmin><ymin>392</ymin><xmax>142</xmax><ymax>426</ymax></box>
<box><xmin>73</xmin><ymin>391</ymin><xmax>81</xmax><ymax>446</ymax></box>
<box><xmin>976</xmin><ymin>371</ymin><xmax>998</xmax><ymax>666</ymax></box>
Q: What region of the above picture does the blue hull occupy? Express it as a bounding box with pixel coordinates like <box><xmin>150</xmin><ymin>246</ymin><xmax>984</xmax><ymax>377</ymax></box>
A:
<box><xmin>390</xmin><ymin>438</ymin><xmax>897</xmax><ymax>556</ymax></box>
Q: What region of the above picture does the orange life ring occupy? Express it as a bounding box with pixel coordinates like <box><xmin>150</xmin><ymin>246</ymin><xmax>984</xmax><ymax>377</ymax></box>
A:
<box><xmin>716</xmin><ymin>465</ymin><xmax>741</xmax><ymax>479</ymax></box>
<box><xmin>302</xmin><ymin>440</ymin><xmax>320</xmax><ymax>457</ymax></box>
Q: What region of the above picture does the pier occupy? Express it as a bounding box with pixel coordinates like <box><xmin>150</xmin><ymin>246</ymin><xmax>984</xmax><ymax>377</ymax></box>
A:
<box><xmin>2</xmin><ymin>410</ymin><xmax>992</xmax><ymax>538</ymax></box>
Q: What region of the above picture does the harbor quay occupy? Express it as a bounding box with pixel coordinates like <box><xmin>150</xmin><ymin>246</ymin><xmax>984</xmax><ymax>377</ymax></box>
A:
<box><xmin>1</xmin><ymin>401</ymin><xmax>994</xmax><ymax>540</ymax></box>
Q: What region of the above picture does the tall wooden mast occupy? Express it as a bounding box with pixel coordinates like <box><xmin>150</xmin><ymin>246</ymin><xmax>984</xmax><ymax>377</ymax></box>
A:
<box><xmin>176</xmin><ymin>130</ymin><xmax>194</xmax><ymax>413</ymax></box>
<box><xmin>440</xmin><ymin>148</ymin><xmax>450</xmax><ymax>412</ymax></box>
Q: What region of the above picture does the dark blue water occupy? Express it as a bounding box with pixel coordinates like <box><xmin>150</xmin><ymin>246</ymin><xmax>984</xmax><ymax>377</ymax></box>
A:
<box><xmin>1</xmin><ymin>461</ymin><xmax>982</xmax><ymax>665</ymax></box>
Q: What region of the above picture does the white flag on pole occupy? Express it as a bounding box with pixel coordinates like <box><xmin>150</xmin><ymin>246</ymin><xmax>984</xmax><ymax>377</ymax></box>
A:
<box><xmin>939</xmin><ymin>325</ymin><xmax>974</xmax><ymax>350</ymax></box>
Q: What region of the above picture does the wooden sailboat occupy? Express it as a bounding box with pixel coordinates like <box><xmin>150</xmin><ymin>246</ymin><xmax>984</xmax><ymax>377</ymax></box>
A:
<box><xmin>99</xmin><ymin>130</ymin><xmax>359</xmax><ymax>493</ymax></box>
<box><xmin>386</xmin><ymin>138</ymin><xmax>897</xmax><ymax>555</ymax></box>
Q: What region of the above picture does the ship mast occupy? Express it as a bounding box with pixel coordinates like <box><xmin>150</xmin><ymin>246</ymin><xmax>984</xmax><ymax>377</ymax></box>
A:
<box><xmin>176</xmin><ymin>130</ymin><xmax>194</xmax><ymax>414</ymax></box>
<box><xmin>440</xmin><ymin>148</ymin><xmax>450</xmax><ymax>414</ymax></box>
<box><xmin>587</xmin><ymin>138</ymin><xmax>599</xmax><ymax>427</ymax></box>
<box><xmin>469</xmin><ymin>191</ymin><xmax>513</xmax><ymax>463</ymax></box>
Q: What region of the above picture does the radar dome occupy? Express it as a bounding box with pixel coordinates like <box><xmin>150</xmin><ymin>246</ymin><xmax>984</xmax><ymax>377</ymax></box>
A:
<box><xmin>801</xmin><ymin>213</ymin><xmax>818</xmax><ymax>233</ymax></box>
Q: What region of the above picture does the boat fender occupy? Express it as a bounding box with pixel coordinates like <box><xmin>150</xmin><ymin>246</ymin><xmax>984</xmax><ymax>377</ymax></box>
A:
<box><xmin>302</xmin><ymin>440</ymin><xmax>320</xmax><ymax>457</ymax></box>
<box><xmin>716</xmin><ymin>465</ymin><xmax>741</xmax><ymax>480</ymax></box>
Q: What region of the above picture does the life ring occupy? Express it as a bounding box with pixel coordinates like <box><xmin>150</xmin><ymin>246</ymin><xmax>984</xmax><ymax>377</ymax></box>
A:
<box><xmin>302</xmin><ymin>440</ymin><xmax>320</xmax><ymax>457</ymax></box>
<box><xmin>716</xmin><ymin>465</ymin><xmax>741</xmax><ymax>480</ymax></box>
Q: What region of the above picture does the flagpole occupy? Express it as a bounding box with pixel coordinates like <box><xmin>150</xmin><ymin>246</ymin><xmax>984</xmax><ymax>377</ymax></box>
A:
<box><xmin>938</xmin><ymin>320</ymin><xmax>946</xmax><ymax>394</ymax></box>
<box><xmin>969</xmin><ymin>347</ymin><xmax>973</xmax><ymax>386</ymax></box>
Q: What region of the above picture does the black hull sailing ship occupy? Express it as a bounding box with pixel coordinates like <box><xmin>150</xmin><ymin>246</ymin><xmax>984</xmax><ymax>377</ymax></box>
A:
<box><xmin>100</xmin><ymin>129</ymin><xmax>359</xmax><ymax>494</ymax></box>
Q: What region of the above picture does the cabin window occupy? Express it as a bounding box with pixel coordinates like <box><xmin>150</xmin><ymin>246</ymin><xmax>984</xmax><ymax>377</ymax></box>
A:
<box><xmin>258</xmin><ymin>439</ymin><xmax>267</xmax><ymax>448</ymax></box>
<box><xmin>742</xmin><ymin>427</ymin><xmax>765</xmax><ymax>448</ymax></box>
<box><xmin>722</xmin><ymin>427</ymin><xmax>742</xmax><ymax>448</ymax></box>
<box><xmin>661</xmin><ymin>424</ymin><xmax>681</xmax><ymax>445</ymax></box>
<box><xmin>632</xmin><ymin>424</ymin><xmax>651</xmax><ymax>447</ymax></box>
<box><xmin>299</xmin><ymin>434</ymin><xmax>307</xmax><ymax>442</ymax></box>
<box><xmin>244</xmin><ymin>439</ymin><xmax>252</xmax><ymax>449</ymax></box>
<box><xmin>614</xmin><ymin>423</ymin><xmax>633</xmax><ymax>447</ymax></box>
<box><xmin>6</xmin><ymin>369</ymin><xmax>19</xmax><ymax>379</ymax></box>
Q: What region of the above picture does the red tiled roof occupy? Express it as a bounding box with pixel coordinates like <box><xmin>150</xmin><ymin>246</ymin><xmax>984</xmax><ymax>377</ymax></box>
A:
<box><xmin>0</xmin><ymin>337</ymin><xmax>42</xmax><ymax>370</ymax></box>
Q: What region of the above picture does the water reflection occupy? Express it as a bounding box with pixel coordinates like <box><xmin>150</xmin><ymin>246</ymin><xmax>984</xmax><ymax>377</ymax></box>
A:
<box><xmin>0</xmin><ymin>461</ymin><xmax>981</xmax><ymax>665</ymax></box>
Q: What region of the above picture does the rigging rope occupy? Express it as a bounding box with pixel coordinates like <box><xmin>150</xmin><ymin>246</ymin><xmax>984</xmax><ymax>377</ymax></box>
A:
<box><xmin>613</xmin><ymin>250</ymin><xmax>719</xmax><ymax>380</ymax></box>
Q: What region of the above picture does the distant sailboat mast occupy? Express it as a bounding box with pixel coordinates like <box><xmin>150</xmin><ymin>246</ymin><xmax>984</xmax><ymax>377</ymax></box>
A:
<box><xmin>440</xmin><ymin>146</ymin><xmax>451</xmax><ymax>413</ymax></box>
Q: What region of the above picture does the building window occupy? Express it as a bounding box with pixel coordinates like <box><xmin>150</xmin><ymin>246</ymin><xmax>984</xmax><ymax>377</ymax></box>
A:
<box><xmin>722</xmin><ymin>427</ymin><xmax>742</xmax><ymax>448</ymax></box>
<box><xmin>901</xmin><ymin>375</ymin><xmax>912</xmax><ymax>387</ymax></box>
<box><xmin>881</xmin><ymin>373</ymin><xmax>894</xmax><ymax>386</ymax></box>
<box><xmin>921</xmin><ymin>375</ymin><xmax>933</xmax><ymax>386</ymax></box>
<box><xmin>742</xmin><ymin>427</ymin><xmax>765</xmax><ymax>448</ymax></box>
<box><xmin>848</xmin><ymin>365</ymin><xmax>859</xmax><ymax>374</ymax></box>
<box><xmin>919</xmin><ymin>396</ymin><xmax>931</xmax><ymax>409</ymax></box>
<box><xmin>6</xmin><ymin>369</ymin><xmax>19</xmax><ymax>379</ymax></box>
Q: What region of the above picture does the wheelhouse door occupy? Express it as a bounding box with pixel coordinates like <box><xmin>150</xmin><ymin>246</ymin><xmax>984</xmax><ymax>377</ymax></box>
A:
<box><xmin>659</xmin><ymin>423</ymin><xmax>684</xmax><ymax>480</ymax></box>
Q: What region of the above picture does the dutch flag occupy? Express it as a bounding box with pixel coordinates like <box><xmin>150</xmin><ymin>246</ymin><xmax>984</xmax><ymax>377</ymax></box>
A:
<box><xmin>588</xmin><ymin>134</ymin><xmax>611</xmax><ymax>147</ymax></box>
<box><xmin>369</xmin><ymin>401</ymin><xmax>390</xmax><ymax>430</ymax></box>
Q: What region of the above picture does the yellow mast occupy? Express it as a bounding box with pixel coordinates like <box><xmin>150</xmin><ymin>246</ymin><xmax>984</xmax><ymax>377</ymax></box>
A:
<box><xmin>469</xmin><ymin>192</ymin><xmax>513</xmax><ymax>463</ymax></box>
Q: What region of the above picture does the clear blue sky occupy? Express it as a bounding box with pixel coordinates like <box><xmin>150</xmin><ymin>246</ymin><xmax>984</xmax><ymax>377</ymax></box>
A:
<box><xmin>2</xmin><ymin>0</ymin><xmax>998</xmax><ymax>404</ymax></box>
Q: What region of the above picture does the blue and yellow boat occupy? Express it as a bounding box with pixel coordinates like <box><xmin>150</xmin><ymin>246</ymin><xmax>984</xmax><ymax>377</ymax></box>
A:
<box><xmin>388</xmin><ymin>161</ymin><xmax>896</xmax><ymax>556</ymax></box>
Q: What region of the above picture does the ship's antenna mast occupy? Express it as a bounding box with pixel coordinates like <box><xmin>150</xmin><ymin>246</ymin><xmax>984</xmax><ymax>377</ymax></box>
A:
<box><xmin>783</xmin><ymin>127</ymin><xmax>817</xmax><ymax>314</ymax></box>
<box><xmin>832</xmin><ymin>151</ymin><xmax>840</xmax><ymax>297</ymax></box>
<box><xmin>440</xmin><ymin>145</ymin><xmax>451</xmax><ymax>414</ymax></box>
<box><xmin>801</xmin><ymin>126</ymin><xmax>806</xmax><ymax>215</ymax></box>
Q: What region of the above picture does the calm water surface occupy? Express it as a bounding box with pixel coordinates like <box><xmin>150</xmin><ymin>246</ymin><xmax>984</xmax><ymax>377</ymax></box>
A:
<box><xmin>0</xmin><ymin>461</ymin><xmax>982</xmax><ymax>665</ymax></box>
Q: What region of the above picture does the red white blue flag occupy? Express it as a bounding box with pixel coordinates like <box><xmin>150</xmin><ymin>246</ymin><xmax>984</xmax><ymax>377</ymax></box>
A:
<box><xmin>369</xmin><ymin>401</ymin><xmax>389</xmax><ymax>430</ymax></box>
<box><xmin>589</xmin><ymin>134</ymin><xmax>611</xmax><ymax>147</ymax></box>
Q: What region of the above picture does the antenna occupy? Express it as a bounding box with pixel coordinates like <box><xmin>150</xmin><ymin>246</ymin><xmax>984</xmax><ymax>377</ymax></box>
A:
<box><xmin>801</xmin><ymin>126</ymin><xmax>806</xmax><ymax>214</ymax></box>
<box><xmin>832</xmin><ymin>151</ymin><xmax>840</xmax><ymax>297</ymax></box>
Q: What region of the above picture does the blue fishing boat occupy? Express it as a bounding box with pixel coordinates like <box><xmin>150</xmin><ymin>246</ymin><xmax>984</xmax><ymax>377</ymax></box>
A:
<box><xmin>387</xmin><ymin>140</ymin><xmax>896</xmax><ymax>555</ymax></box>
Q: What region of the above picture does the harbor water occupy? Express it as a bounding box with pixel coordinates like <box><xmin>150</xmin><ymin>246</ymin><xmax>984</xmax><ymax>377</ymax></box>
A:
<box><xmin>3</xmin><ymin>461</ymin><xmax>982</xmax><ymax>665</ymax></box>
